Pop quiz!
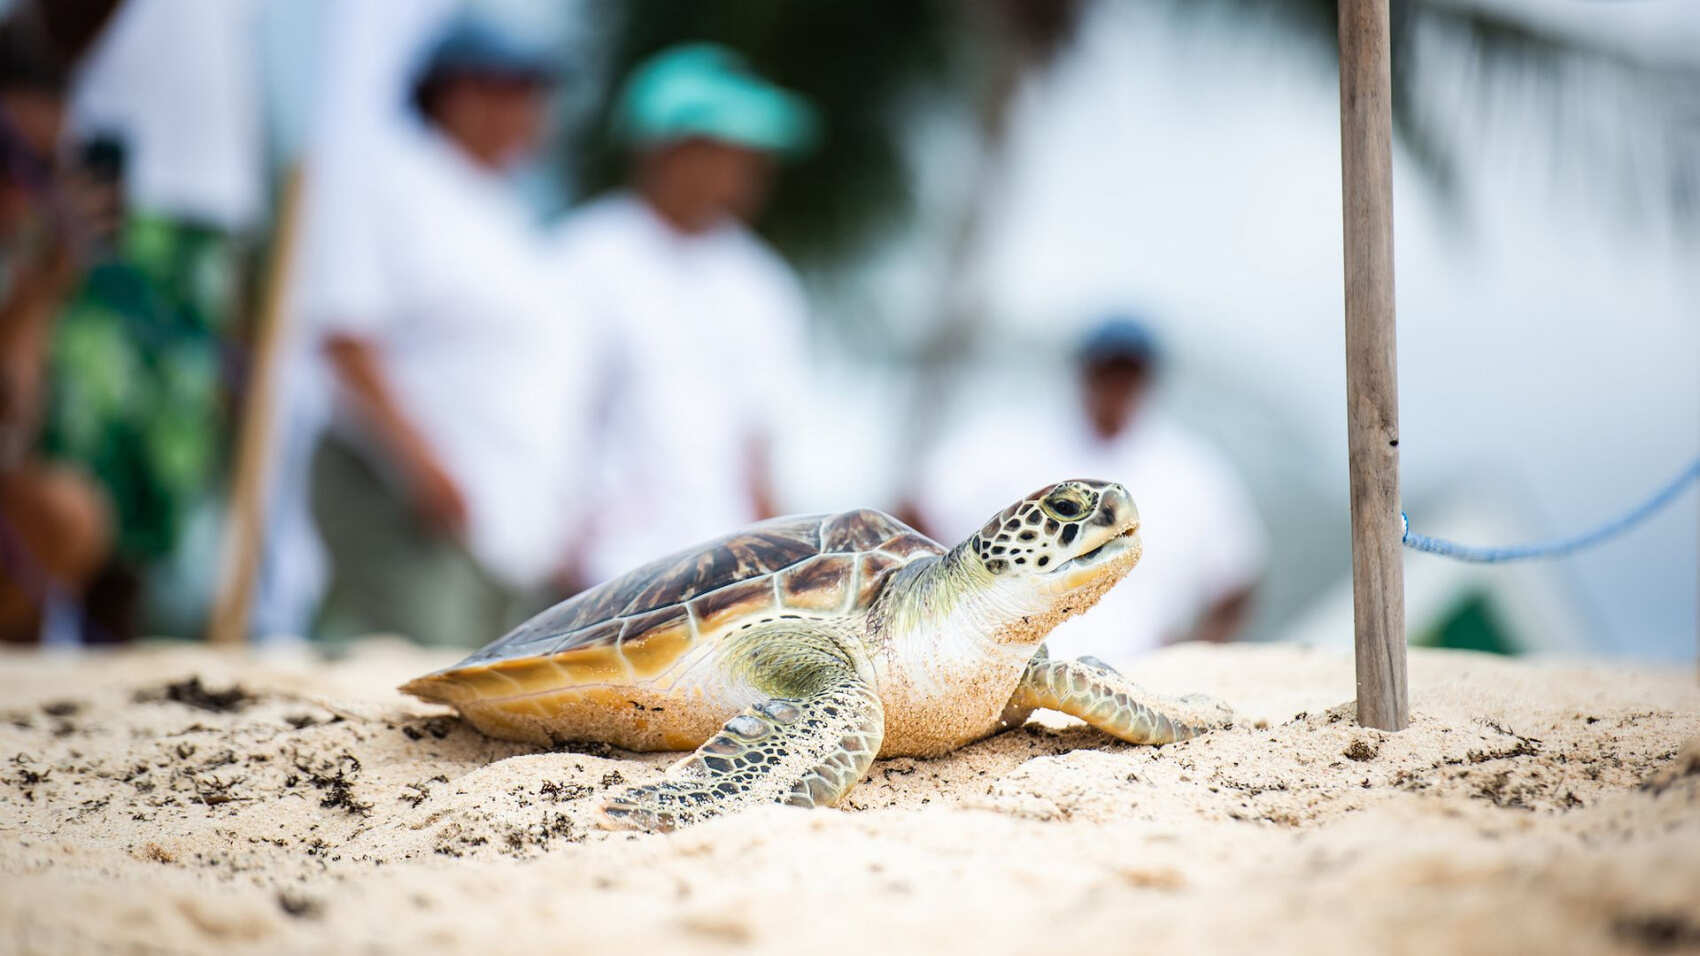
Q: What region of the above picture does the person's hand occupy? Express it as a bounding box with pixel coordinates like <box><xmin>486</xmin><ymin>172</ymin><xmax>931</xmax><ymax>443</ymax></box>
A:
<box><xmin>59</xmin><ymin>169</ymin><xmax>123</xmax><ymax>261</ymax></box>
<box><xmin>321</xmin><ymin>335</ymin><xmax>469</xmax><ymax>541</ymax></box>
<box><xmin>547</xmin><ymin>556</ymin><xmax>591</xmax><ymax>600</ymax></box>
<box><xmin>892</xmin><ymin>498</ymin><xmax>932</xmax><ymax>537</ymax></box>
<box><xmin>5</xmin><ymin>228</ymin><xmax>78</xmax><ymax>307</ymax></box>
<box><xmin>1</xmin><ymin>169</ymin><xmax>121</xmax><ymax>296</ymax></box>
<box><xmin>744</xmin><ymin>436</ymin><xmax>779</xmax><ymax>521</ymax></box>
<box><xmin>405</xmin><ymin>451</ymin><xmax>469</xmax><ymax>540</ymax></box>
<box><xmin>0</xmin><ymin>237</ymin><xmax>84</xmax><ymax>466</ymax></box>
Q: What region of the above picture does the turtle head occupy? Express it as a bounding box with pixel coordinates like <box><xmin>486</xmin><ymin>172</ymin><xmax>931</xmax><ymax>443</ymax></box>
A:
<box><xmin>956</xmin><ymin>479</ymin><xmax>1142</xmax><ymax>644</ymax></box>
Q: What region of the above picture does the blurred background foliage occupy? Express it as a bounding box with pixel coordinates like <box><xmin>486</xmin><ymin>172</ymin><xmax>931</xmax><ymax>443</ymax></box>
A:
<box><xmin>1167</xmin><ymin>0</ymin><xmax>1700</xmax><ymax>226</ymax></box>
<box><xmin>568</xmin><ymin>0</ymin><xmax>1698</xmax><ymax>275</ymax></box>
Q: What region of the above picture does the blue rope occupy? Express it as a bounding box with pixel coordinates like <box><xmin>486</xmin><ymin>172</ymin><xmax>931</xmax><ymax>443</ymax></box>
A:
<box><xmin>1400</xmin><ymin>456</ymin><xmax>1700</xmax><ymax>563</ymax></box>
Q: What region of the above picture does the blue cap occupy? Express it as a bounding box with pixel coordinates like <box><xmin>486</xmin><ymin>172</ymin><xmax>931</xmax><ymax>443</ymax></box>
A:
<box><xmin>614</xmin><ymin>43</ymin><xmax>817</xmax><ymax>156</ymax></box>
<box><xmin>419</xmin><ymin>15</ymin><xmax>560</xmax><ymax>81</ymax></box>
<box><xmin>1078</xmin><ymin>315</ymin><xmax>1161</xmax><ymax>366</ymax></box>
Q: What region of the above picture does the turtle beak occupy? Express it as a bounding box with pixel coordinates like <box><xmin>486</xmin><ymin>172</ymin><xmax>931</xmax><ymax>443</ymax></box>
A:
<box><xmin>1094</xmin><ymin>485</ymin><xmax>1138</xmax><ymax>533</ymax></box>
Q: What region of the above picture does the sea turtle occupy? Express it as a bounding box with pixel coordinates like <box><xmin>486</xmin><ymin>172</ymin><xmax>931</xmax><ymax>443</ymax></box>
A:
<box><xmin>401</xmin><ymin>479</ymin><xmax>1233</xmax><ymax>830</ymax></box>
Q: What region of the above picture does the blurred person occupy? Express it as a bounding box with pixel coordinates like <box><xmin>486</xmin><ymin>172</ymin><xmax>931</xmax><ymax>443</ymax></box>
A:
<box><xmin>54</xmin><ymin>0</ymin><xmax>272</xmax><ymax>636</ymax></box>
<box><xmin>909</xmin><ymin>315</ymin><xmax>1267</xmax><ymax>660</ymax></box>
<box><xmin>307</xmin><ymin>16</ymin><xmax>592</xmax><ymax>647</ymax></box>
<box><xmin>552</xmin><ymin>44</ymin><xmax>816</xmax><ymax>585</ymax></box>
<box><xmin>3</xmin><ymin>0</ymin><xmax>271</xmax><ymax>644</ymax></box>
<box><xmin>0</xmin><ymin>5</ymin><xmax>121</xmax><ymax>644</ymax></box>
<box><xmin>250</xmin><ymin>0</ymin><xmax>459</xmax><ymax>643</ymax></box>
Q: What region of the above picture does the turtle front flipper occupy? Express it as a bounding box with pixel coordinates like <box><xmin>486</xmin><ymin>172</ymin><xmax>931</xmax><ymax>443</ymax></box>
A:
<box><xmin>601</xmin><ymin>625</ymin><xmax>884</xmax><ymax>831</ymax></box>
<box><xmin>1007</xmin><ymin>650</ymin><xmax>1234</xmax><ymax>745</ymax></box>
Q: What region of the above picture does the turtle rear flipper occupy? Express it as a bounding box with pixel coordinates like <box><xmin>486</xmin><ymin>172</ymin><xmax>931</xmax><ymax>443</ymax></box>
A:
<box><xmin>601</xmin><ymin>625</ymin><xmax>884</xmax><ymax>831</ymax></box>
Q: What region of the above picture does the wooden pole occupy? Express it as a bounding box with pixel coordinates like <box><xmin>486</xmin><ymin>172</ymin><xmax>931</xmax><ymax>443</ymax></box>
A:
<box><xmin>208</xmin><ymin>168</ymin><xmax>305</xmax><ymax>646</ymax></box>
<box><xmin>1338</xmin><ymin>0</ymin><xmax>1408</xmax><ymax>730</ymax></box>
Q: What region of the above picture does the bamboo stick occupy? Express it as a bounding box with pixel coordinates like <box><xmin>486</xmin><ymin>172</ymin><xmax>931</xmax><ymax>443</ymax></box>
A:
<box><xmin>1338</xmin><ymin>0</ymin><xmax>1408</xmax><ymax>730</ymax></box>
<box><xmin>208</xmin><ymin>168</ymin><xmax>304</xmax><ymax>646</ymax></box>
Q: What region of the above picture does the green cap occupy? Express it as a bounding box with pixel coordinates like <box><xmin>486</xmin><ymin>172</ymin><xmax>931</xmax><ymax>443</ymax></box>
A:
<box><xmin>614</xmin><ymin>43</ymin><xmax>817</xmax><ymax>156</ymax></box>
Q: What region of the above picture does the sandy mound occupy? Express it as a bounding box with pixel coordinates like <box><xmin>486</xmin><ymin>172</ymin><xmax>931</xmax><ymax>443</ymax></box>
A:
<box><xmin>1</xmin><ymin>640</ymin><xmax>1696</xmax><ymax>954</ymax></box>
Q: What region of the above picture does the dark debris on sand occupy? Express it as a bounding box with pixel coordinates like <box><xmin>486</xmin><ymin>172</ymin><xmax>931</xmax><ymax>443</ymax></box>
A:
<box><xmin>400</xmin><ymin>716</ymin><xmax>458</xmax><ymax>741</ymax></box>
<box><xmin>288</xmin><ymin>751</ymin><xmax>372</xmax><ymax>816</ymax></box>
<box><xmin>134</xmin><ymin>676</ymin><xmax>257</xmax><ymax>713</ymax></box>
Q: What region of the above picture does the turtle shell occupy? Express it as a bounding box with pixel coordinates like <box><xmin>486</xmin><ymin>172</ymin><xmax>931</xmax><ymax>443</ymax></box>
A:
<box><xmin>404</xmin><ymin>509</ymin><xmax>941</xmax><ymax>700</ymax></box>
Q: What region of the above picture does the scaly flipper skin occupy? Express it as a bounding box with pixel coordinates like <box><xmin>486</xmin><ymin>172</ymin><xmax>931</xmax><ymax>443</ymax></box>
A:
<box><xmin>601</xmin><ymin>624</ymin><xmax>884</xmax><ymax>831</ymax></box>
<box><xmin>1006</xmin><ymin>647</ymin><xmax>1234</xmax><ymax>745</ymax></box>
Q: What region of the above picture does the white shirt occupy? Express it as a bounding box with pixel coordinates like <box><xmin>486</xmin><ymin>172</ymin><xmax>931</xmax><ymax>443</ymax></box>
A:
<box><xmin>550</xmin><ymin>194</ymin><xmax>808</xmax><ymax>582</ymax></box>
<box><xmin>917</xmin><ymin>409</ymin><xmax>1267</xmax><ymax>661</ymax></box>
<box><xmin>303</xmin><ymin>126</ymin><xmax>593</xmax><ymax>589</ymax></box>
<box><xmin>69</xmin><ymin>0</ymin><xmax>266</xmax><ymax>231</ymax></box>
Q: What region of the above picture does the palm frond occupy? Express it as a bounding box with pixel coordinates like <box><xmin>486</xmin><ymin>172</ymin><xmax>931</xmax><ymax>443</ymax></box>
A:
<box><xmin>1162</xmin><ymin>0</ymin><xmax>1700</xmax><ymax>227</ymax></box>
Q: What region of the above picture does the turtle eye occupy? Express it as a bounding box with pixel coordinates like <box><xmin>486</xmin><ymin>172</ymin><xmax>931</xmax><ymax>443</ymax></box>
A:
<box><xmin>1041</xmin><ymin>490</ymin><xmax>1090</xmax><ymax>522</ymax></box>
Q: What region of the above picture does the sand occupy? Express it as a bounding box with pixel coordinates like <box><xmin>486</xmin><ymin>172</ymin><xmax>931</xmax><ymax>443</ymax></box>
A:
<box><xmin>1</xmin><ymin>639</ymin><xmax>1696</xmax><ymax>955</ymax></box>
